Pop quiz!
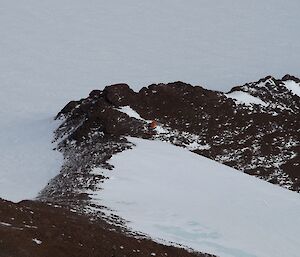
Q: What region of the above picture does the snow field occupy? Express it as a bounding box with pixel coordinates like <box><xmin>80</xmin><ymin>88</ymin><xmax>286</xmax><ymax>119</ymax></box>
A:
<box><xmin>89</xmin><ymin>137</ymin><xmax>300</xmax><ymax>257</ymax></box>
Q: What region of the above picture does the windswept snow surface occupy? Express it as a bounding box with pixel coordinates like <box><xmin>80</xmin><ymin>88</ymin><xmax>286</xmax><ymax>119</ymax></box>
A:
<box><xmin>1</xmin><ymin>1</ymin><xmax>300</xmax><ymax>201</ymax></box>
<box><xmin>225</xmin><ymin>91</ymin><xmax>268</xmax><ymax>106</ymax></box>
<box><xmin>90</xmin><ymin>138</ymin><xmax>300</xmax><ymax>257</ymax></box>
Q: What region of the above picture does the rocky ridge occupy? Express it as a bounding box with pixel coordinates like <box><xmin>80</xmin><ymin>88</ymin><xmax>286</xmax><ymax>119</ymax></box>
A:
<box><xmin>40</xmin><ymin>74</ymin><xmax>299</xmax><ymax>214</ymax></box>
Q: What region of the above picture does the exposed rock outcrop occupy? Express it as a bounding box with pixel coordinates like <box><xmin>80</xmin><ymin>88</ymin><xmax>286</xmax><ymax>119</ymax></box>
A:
<box><xmin>43</xmin><ymin>75</ymin><xmax>300</xmax><ymax>212</ymax></box>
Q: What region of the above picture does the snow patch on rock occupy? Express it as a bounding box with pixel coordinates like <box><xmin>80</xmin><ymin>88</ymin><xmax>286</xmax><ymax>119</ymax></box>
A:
<box><xmin>225</xmin><ymin>91</ymin><xmax>268</xmax><ymax>106</ymax></box>
<box><xmin>32</xmin><ymin>238</ymin><xmax>42</xmax><ymax>245</ymax></box>
<box><xmin>117</xmin><ymin>106</ymin><xmax>144</xmax><ymax>120</ymax></box>
<box><xmin>283</xmin><ymin>81</ymin><xmax>300</xmax><ymax>97</ymax></box>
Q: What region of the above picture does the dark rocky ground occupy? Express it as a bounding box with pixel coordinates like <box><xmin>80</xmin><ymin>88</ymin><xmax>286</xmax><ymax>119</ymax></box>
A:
<box><xmin>0</xmin><ymin>199</ymin><xmax>212</xmax><ymax>257</ymax></box>
<box><xmin>0</xmin><ymin>75</ymin><xmax>299</xmax><ymax>256</ymax></box>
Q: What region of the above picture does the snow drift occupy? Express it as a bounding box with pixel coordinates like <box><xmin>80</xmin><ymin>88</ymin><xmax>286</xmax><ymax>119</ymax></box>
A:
<box><xmin>89</xmin><ymin>137</ymin><xmax>300</xmax><ymax>257</ymax></box>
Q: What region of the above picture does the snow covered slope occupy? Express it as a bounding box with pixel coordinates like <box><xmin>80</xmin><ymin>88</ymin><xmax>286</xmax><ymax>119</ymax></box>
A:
<box><xmin>89</xmin><ymin>137</ymin><xmax>300</xmax><ymax>257</ymax></box>
<box><xmin>0</xmin><ymin>116</ymin><xmax>62</xmax><ymax>201</ymax></box>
